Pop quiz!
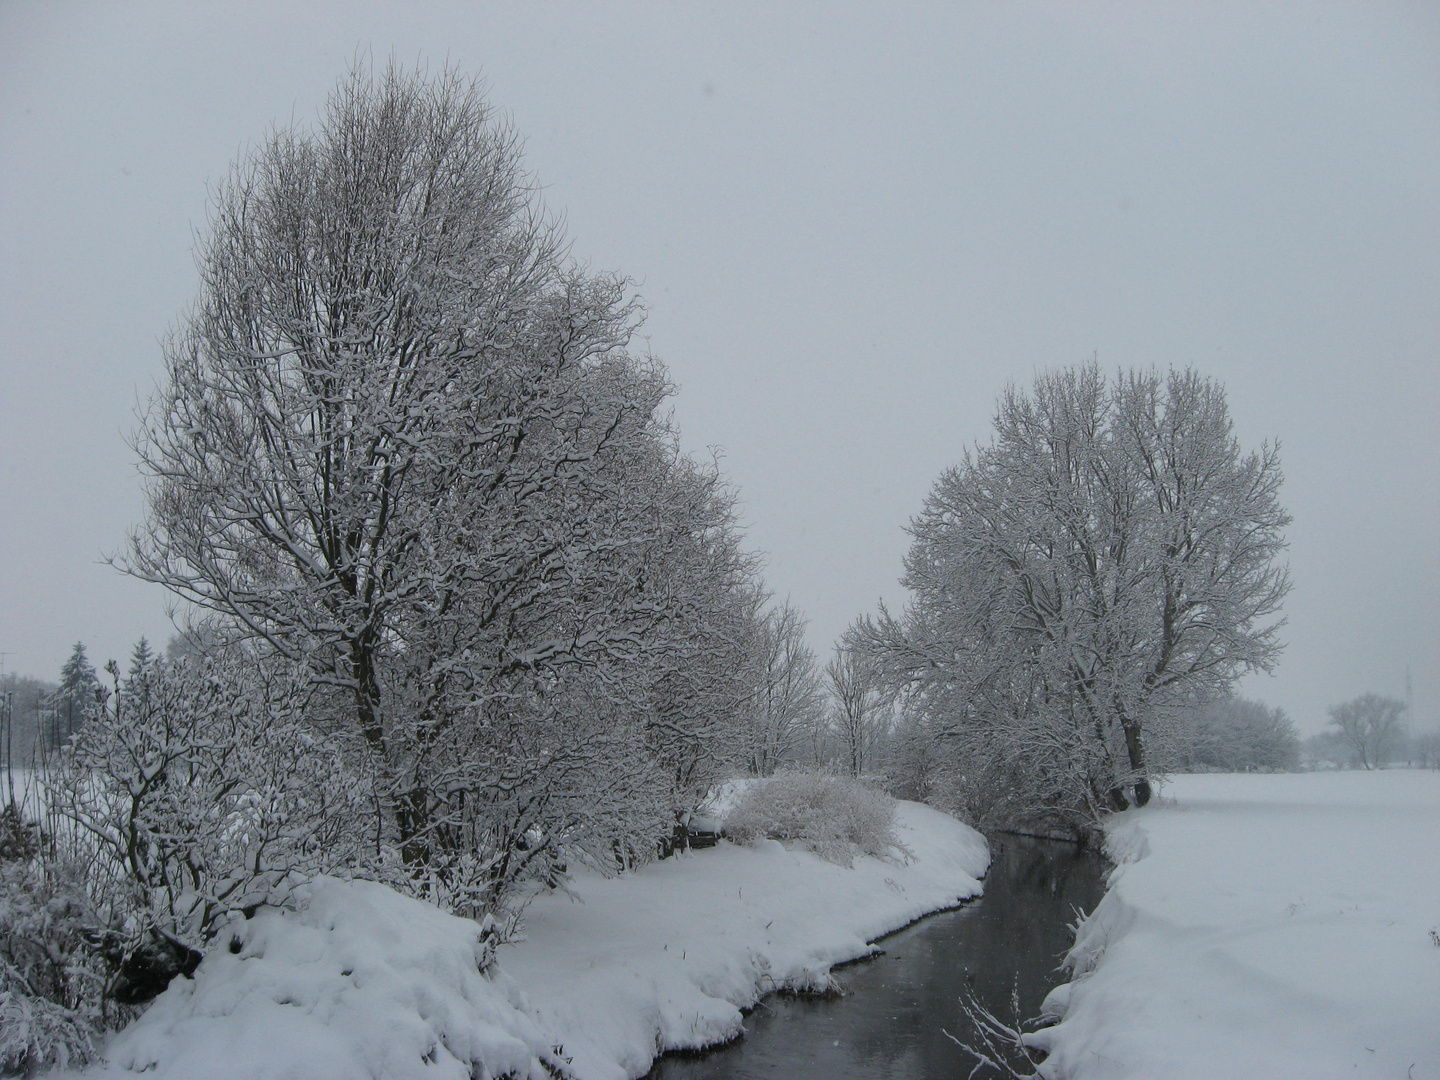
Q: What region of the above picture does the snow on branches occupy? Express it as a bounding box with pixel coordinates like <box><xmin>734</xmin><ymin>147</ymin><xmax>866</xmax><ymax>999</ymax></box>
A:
<box><xmin>117</xmin><ymin>62</ymin><xmax>767</xmax><ymax>919</ymax></box>
<box><xmin>856</xmin><ymin>364</ymin><xmax>1291</xmax><ymax>832</ymax></box>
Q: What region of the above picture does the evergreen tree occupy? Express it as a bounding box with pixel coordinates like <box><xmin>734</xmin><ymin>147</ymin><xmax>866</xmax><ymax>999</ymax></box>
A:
<box><xmin>122</xmin><ymin>638</ymin><xmax>160</xmax><ymax>720</ymax></box>
<box><xmin>126</xmin><ymin>637</ymin><xmax>155</xmax><ymax>683</ymax></box>
<box><xmin>52</xmin><ymin>643</ymin><xmax>98</xmax><ymax>747</ymax></box>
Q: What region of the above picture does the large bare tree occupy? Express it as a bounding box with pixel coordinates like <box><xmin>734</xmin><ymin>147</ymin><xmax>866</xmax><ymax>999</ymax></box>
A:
<box><xmin>857</xmin><ymin>364</ymin><xmax>1290</xmax><ymax>828</ymax></box>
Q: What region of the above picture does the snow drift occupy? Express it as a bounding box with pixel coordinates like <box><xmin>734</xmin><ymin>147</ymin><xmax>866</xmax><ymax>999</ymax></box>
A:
<box><xmin>101</xmin><ymin>878</ymin><xmax>561</xmax><ymax>1080</ymax></box>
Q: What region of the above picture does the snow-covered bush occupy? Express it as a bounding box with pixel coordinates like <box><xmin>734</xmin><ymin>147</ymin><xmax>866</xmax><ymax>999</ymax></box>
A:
<box><xmin>0</xmin><ymin>645</ymin><xmax>388</xmax><ymax>1070</ymax></box>
<box><xmin>0</xmin><ymin>812</ymin><xmax>104</xmax><ymax>1074</ymax></box>
<box><xmin>49</xmin><ymin>648</ymin><xmax>380</xmax><ymax>991</ymax></box>
<box><xmin>722</xmin><ymin>771</ymin><xmax>907</xmax><ymax>866</ymax></box>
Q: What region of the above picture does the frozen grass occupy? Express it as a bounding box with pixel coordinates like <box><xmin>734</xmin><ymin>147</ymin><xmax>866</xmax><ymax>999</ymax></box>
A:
<box><xmin>1029</xmin><ymin>771</ymin><xmax>1440</xmax><ymax>1079</ymax></box>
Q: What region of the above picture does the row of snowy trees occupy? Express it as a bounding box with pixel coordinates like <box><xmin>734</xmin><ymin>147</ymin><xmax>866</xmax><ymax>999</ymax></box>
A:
<box><xmin>1168</xmin><ymin>697</ymin><xmax>1300</xmax><ymax>772</ymax></box>
<box><xmin>103</xmin><ymin>61</ymin><xmax>815</xmax><ymax>923</ymax></box>
<box><xmin>119</xmin><ymin>62</ymin><xmax>747</xmax><ymax>915</ymax></box>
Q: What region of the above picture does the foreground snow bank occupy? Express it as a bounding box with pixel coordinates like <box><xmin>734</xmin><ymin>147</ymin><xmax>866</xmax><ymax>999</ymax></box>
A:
<box><xmin>499</xmin><ymin>799</ymin><xmax>987</xmax><ymax>1079</ymax></box>
<box><xmin>82</xmin><ymin>799</ymin><xmax>985</xmax><ymax>1080</ymax></box>
<box><xmin>1030</xmin><ymin>771</ymin><xmax>1440</xmax><ymax>1080</ymax></box>
<box><xmin>101</xmin><ymin>878</ymin><xmax>560</xmax><ymax>1080</ymax></box>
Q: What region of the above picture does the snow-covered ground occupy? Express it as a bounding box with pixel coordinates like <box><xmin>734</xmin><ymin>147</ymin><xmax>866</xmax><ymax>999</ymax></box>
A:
<box><xmin>3</xmin><ymin>765</ymin><xmax>43</xmax><ymax>813</ymax></box>
<box><xmin>85</xmin><ymin>799</ymin><xmax>987</xmax><ymax>1080</ymax></box>
<box><xmin>1031</xmin><ymin>771</ymin><xmax>1440</xmax><ymax>1080</ymax></box>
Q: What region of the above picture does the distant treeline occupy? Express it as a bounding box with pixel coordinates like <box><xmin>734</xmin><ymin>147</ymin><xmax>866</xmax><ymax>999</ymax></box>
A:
<box><xmin>2</xmin><ymin>675</ymin><xmax>58</xmax><ymax>767</ymax></box>
<box><xmin>2</xmin><ymin>638</ymin><xmax>172</xmax><ymax>772</ymax></box>
<box><xmin>1162</xmin><ymin>692</ymin><xmax>1440</xmax><ymax>773</ymax></box>
<box><xmin>1168</xmin><ymin>697</ymin><xmax>1301</xmax><ymax>773</ymax></box>
<box><xmin>1302</xmin><ymin>726</ymin><xmax>1440</xmax><ymax>770</ymax></box>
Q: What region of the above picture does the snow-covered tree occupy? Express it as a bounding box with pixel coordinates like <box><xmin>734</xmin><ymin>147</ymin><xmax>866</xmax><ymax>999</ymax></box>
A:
<box><xmin>826</xmin><ymin>646</ymin><xmax>886</xmax><ymax>778</ymax></box>
<box><xmin>1410</xmin><ymin>729</ymin><xmax>1440</xmax><ymax>769</ymax></box>
<box><xmin>48</xmin><ymin>643</ymin><xmax>98</xmax><ymax>749</ymax></box>
<box><xmin>2</xmin><ymin>674</ymin><xmax>54</xmax><ymax>785</ymax></box>
<box><xmin>124</xmin><ymin>638</ymin><xmax>155</xmax><ymax>685</ymax></box>
<box><xmin>1328</xmin><ymin>693</ymin><xmax>1407</xmax><ymax>770</ymax></box>
<box><xmin>121</xmin><ymin>62</ymin><xmax>760</xmax><ymax>913</ymax></box>
<box><xmin>743</xmin><ymin>601</ymin><xmax>827</xmax><ymax>776</ymax></box>
<box><xmin>624</xmin><ymin>462</ymin><xmax>763</xmax><ymax>817</ymax></box>
<box><xmin>1300</xmin><ymin>729</ymin><xmax>1352</xmax><ymax>770</ymax></box>
<box><xmin>855</xmin><ymin>365</ymin><xmax>1290</xmax><ymax>828</ymax></box>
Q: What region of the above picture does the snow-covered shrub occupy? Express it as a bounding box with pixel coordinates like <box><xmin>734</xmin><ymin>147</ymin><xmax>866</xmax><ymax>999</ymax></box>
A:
<box><xmin>0</xmin><ymin>804</ymin><xmax>39</xmax><ymax>864</ymax></box>
<box><xmin>722</xmin><ymin>771</ymin><xmax>907</xmax><ymax>866</ymax></box>
<box><xmin>0</xmin><ymin>817</ymin><xmax>104</xmax><ymax>1074</ymax></box>
<box><xmin>49</xmin><ymin>649</ymin><xmax>380</xmax><ymax>990</ymax></box>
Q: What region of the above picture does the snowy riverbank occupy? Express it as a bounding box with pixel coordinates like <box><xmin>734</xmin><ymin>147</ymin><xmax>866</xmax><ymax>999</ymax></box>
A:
<box><xmin>81</xmin><ymin>799</ymin><xmax>987</xmax><ymax>1080</ymax></box>
<box><xmin>1030</xmin><ymin>771</ymin><xmax>1440</xmax><ymax>1080</ymax></box>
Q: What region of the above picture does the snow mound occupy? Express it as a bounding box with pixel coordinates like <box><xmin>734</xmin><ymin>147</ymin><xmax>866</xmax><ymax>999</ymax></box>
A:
<box><xmin>102</xmin><ymin>878</ymin><xmax>559</xmax><ymax>1080</ymax></box>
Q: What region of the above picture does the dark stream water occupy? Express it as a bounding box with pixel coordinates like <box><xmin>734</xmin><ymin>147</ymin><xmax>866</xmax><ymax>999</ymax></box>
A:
<box><xmin>646</xmin><ymin>834</ymin><xmax>1108</xmax><ymax>1080</ymax></box>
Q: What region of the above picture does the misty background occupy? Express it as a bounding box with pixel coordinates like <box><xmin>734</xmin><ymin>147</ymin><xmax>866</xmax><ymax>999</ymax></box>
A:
<box><xmin>1</xmin><ymin>1</ymin><xmax>1436</xmax><ymax>734</ymax></box>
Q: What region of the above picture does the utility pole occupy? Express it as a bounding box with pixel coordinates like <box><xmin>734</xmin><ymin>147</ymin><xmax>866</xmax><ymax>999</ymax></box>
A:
<box><xmin>2</xmin><ymin>689</ymin><xmax>11</xmax><ymax>810</ymax></box>
<box><xmin>0</xmin><ymin>652</ymin><xmax>12</xmax><ymax>808</ymax></box>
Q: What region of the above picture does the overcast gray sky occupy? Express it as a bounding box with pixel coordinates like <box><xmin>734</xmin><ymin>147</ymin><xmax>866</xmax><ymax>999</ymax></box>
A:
<box><xmin>2</xmin><ymin>2</ymin><xmax>1436</xmax><ymax>733</ymax></box>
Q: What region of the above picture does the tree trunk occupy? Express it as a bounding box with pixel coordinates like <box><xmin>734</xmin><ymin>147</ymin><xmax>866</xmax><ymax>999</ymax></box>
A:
<box><xmin>398</xmin><ymin>784</ymin><xmax>431</xmax><ymax>868</ymax></box>
<box><xmin>1122</xmin><ymin>717</ymin><xmax>1151</xmax><ymax>807</ymax></box>
<box><xmin>350</xmin><ymin>635</ymin><xmax>385</xmax><ymax>753</ymax></box>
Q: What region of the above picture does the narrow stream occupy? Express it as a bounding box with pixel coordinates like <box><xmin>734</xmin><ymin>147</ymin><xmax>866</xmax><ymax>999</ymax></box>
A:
<box><xmin>646</xmin><ymin>834</ymin><xmax>1108</xmax><ymax>1080</ymax></box>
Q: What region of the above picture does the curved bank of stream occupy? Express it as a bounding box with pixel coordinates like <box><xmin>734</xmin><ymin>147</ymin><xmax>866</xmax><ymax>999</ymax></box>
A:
<box><xmin>647</xmin><ymin>833</ymin><xmax>1107</xmax><ymax>1079</ymax></box>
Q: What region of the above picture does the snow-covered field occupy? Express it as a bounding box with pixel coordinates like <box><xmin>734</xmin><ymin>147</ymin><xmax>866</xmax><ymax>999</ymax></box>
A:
<box><xmin>83</xmin><ymin>799</ymin><xmax>987</xmax><ymax>1080</ymax></box>
<box><xmin>1031</xmin><ymin>771</ymin><xmax>1440</xmax><ymax>1080</ymax></box>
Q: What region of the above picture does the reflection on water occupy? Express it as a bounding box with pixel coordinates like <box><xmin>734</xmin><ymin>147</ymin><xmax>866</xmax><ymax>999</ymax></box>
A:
<box><xmin>646</xmin><ymin>834</ymin><xmax>1107</xmax><ymax>1080</ymax></box>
